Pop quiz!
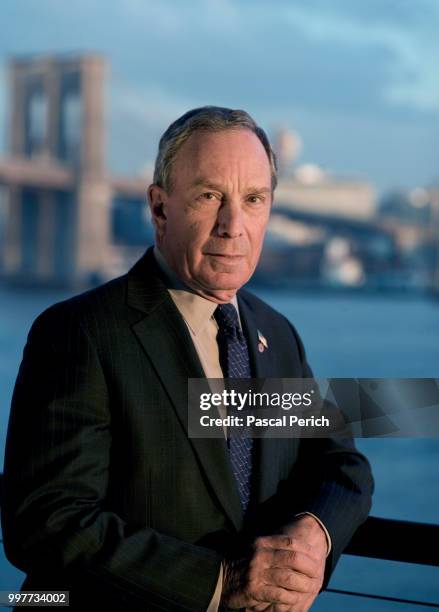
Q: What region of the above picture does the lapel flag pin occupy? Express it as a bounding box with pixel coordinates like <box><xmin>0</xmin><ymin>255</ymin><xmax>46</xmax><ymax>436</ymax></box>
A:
<box><xmin>257</xmin><ymin>329</ymin><xmax>268</xmax><ymax>353</ymax></box>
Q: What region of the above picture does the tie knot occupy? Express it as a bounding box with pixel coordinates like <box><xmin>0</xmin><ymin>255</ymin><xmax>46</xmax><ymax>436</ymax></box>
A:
<box><xmin>214</xmin><ymin>303</ymin><xmax>240</xmax><ymax>334</ymax></box>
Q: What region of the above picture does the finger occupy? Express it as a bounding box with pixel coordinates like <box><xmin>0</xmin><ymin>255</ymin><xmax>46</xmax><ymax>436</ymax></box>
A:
<box><xmin>251</xmin><ymin>546</ymin><xmax>309</xmax><ymax>575</ymax></box>
<box><xmin>254</xmin><ymin>585</ymin><xmax>300</xmax><ymax>607</ymax></box>
<box><xmin>270</xmin><ymin>549</ymin><xmax>320</xmax><ymax>579</ymax></box>
<box><xmin>263</xmin><ymin>568</ymin><xmax>316</xmax><ymax>594</ymax></box>
<box><xmin>254</xmin><ymin>534</ymin><xmax>313</xmax><ymax>556</ymax></box>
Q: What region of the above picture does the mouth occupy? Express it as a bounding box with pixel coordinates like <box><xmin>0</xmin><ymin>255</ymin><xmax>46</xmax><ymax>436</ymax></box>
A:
<box><xmin>205</xmin><ymin>253</ymin><xmax>245</xmax><ymax>259</ymax></box>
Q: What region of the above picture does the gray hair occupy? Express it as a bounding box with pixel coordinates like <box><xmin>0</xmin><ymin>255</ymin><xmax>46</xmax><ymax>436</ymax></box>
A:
<box><xmin>153</xmin><ymin>106</ymin><xmax>278</xmax><ymax>192</ymax></box>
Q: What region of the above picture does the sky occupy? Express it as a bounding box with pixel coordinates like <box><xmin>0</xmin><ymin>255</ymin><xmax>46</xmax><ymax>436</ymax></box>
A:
<box><xmin>1</xmin><ymin>0</ymin><xmax>438</xmax><ymax>197</ymax></box>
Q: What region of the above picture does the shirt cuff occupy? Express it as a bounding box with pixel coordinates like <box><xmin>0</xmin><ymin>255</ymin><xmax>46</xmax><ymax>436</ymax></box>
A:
<box><xmin>294</xmin><ymin>512</ymin><xmax>332</xmax><ymax>557</ymax></box>
<box><xmin>206</xmin><ymin>562</ymin><xmax>223</xmax><ymax>611</ymax></box>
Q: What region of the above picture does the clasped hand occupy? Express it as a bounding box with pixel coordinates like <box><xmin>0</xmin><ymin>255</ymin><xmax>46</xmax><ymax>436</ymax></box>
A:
<box><xmin>221</xmin><ymin>515</ymin><xmax>327</xmax><ymax>612</ymax></box>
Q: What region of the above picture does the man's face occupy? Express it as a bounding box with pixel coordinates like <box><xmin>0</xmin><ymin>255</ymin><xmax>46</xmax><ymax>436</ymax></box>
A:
<box><xmin>148</xmin><ymin>128</ymin><xmax>273</xmax><ymax>302</ymax></box>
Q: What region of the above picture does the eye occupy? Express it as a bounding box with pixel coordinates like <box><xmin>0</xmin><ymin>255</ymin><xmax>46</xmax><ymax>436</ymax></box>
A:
<box><xmin>200</xmin><ymin>192</ymin><xmax>220</xmax><ymax>202</ymax></box>
<box><xmin>247</xmin><ymin>194</ymin><xmax>263</xmax><ymax>204</ymax></box>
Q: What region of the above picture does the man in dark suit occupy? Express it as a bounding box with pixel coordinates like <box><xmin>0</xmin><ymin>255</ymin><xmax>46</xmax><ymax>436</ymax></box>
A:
<box><xmin>2</xmin><ymin>107</ymin><xmax>373</xmax><ymax>611</ymax></box>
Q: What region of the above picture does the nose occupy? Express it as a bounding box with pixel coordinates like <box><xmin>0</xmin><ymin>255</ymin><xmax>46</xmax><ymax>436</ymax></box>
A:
<box><xmin>216</xmin><ymin>199</ymin><xmax>244</xmax><ymax>238</ymax></box>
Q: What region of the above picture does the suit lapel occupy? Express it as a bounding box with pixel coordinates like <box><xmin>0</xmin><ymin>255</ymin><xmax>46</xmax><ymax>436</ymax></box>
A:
<box><xmin>127</xmin><ymin>248</ymin><xmax>243</xmax><ymax>531</ymax></box>
<box><xmin>238</xmin><ymin>292</ymin><xmax>272</xmax><ymax>380</ymax></box>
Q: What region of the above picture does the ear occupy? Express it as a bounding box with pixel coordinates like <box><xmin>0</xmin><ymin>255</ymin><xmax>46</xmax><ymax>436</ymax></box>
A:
<box><xmin>147</xmin><ymin>184</ymin><xmax>168</xmax><ymax>240</ymax></box>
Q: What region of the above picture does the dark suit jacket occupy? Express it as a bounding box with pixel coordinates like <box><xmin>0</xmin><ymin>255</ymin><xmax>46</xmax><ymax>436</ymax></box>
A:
<box><xmin>1</xmin><ymin>246</ymin><xmax>373</xmax><ymax>611</ymax></box>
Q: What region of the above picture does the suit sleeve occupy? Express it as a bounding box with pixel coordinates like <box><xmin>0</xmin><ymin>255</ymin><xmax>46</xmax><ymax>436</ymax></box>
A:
<box><xmin>284</xmin><ymin>319</ymin><xmax>374</xmax><ymax>589</ymax></box>
<box><xmin>1</xmin><ymin>303</ymin><xmax>221</xmax><ymax>611</ymax></box>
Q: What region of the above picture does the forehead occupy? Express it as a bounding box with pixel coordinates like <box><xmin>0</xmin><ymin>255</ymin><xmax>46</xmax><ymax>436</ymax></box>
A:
<box><xmin>171</xmin><ymin>128</ymin><xmax>272</xmax><ymax>187</ymax></box>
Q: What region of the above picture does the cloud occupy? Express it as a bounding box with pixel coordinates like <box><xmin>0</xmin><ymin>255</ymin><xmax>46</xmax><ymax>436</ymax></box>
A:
<box><xmin>107</xmin><ymin>0</ymin><xmax>439</xmax><ymax>115</ymax></box>
<box><xmin>281</xmin><ymin>2</ymin><xmax>439</xmax><ymax>113</ymax></box>
<box><xmin>2</xmin><ymin>0</ymin><xmax>437</xmax><ymax>114</ymax></box>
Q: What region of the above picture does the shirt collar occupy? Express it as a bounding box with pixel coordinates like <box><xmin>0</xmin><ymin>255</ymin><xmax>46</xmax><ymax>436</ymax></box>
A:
<box><xmin>153</xmin><ymin>245</ymin><xmax>241</xmax><ymax>335</ymax></box>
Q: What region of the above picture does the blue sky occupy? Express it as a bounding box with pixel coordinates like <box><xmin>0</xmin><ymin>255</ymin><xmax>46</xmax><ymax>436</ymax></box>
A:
<box><xmin>1</xmin><ymin>0</ymin><xmax>438</xmax><ymax>196</ymax></box>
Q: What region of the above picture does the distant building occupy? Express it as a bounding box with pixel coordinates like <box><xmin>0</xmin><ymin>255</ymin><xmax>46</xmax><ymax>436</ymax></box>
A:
<box><xmin>254</xmin><ymin>169</ymin><xmax>415</xmax><ymax>289</ymax></box>
<box><xmin>273</xmin><ymin>128</ymin><xmax>302</xmax><ymax>178</ymax></box>
<box><xmin>275</xmin><ymin>167</ymin><xmax>376</xmax><ymax>221</ymax></box>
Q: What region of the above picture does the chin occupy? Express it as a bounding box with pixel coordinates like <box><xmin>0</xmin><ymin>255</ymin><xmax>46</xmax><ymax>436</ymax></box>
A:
<box><xmin>194</xmin><ymin>261</ymin><xmax>253</xmax><ymax>291</ymax></box>
<box><xmin>205</xmin><ymin>271</ymin><xmax>249</xmax><ymax>292</ymax></box>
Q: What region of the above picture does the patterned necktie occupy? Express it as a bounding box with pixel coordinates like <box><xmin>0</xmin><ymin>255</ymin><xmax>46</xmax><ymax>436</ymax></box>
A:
<box><xmin>214</xmin><ymin>303</ymin><xmax>253</xmax><ymax>513</ymax></box>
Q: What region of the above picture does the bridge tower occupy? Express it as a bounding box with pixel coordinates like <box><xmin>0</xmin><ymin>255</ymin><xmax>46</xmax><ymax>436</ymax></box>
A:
<box><xmin>1</xmin><ymin>54</ymin><xmax>111</xmax><ymax>286</ymax></box>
